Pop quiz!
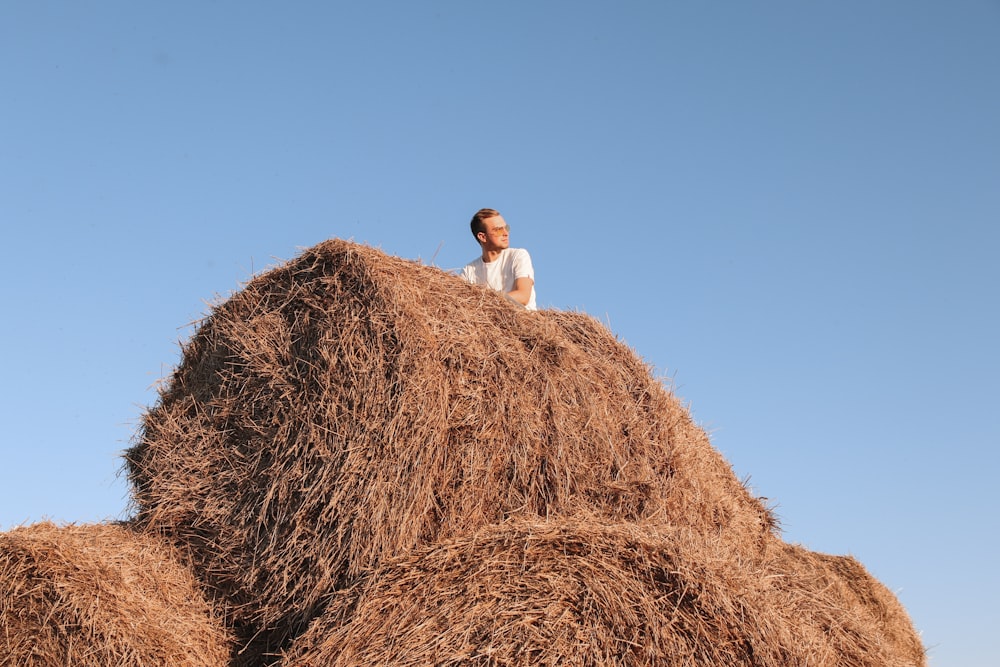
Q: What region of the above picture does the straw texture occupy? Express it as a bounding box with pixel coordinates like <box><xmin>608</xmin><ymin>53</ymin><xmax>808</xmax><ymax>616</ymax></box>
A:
<box><xmin>0</xmin><ymin>521</ymin><xmax>231</xmax><ymax>667</ymax></box>
<box><xmin>117</xmin><ymin>238</ymin><xmax>924</xmax><ymax>666</ymax></box>
<box><xmin>284</xmin><ymin>520</ymin><xmax>924</xmax><ymax>667</ymax></box>
<box><xmin>126</xmin><ymin>239</ymin><xmax>775</xmax><ymax>649</ymax></box>
<box><xmin>762</xmin><ymin>542</ymin><xmax>926</xmax><ymax>666</ymax></box>
<box><xmin>283</xmin><ymin>519</ymin><xmax>770</xmax><ymax>666</ymax></box>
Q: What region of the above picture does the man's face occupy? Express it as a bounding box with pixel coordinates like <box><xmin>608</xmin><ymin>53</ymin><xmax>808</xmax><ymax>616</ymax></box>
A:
<box><xmin>479</xmin><ymin>214</ymin><xmax>510</xmax><ymax>251</ymax></box>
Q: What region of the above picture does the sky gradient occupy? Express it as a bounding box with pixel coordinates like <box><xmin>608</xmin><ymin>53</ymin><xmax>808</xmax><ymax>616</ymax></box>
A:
<box><xmin>2</xmin><ymin>2</ymin><xmax>998</xmax><ymax>665</ymax></box>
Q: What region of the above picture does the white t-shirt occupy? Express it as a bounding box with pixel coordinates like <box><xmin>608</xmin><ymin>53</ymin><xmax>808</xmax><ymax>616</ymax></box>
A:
<box><xmin>461</xmin><ymin>247</ymin><xmax>537</xmax><ymax>310</ymax></box>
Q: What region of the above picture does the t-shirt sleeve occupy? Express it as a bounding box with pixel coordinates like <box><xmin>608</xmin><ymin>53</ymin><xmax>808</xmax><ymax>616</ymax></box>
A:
<box><xmin>511</xmin><ymin>249</ymin><xmax>535</xmax><ymax>281</ymax></box>
<box><xmin>460</xmin><ymin>263</ymin><xmax>474</xmax><ymax>283</ymax></box>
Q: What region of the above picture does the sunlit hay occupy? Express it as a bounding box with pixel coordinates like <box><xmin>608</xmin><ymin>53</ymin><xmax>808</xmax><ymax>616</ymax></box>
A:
<box><xmin>285</xmin><ymin>521</ymin><xmax>926</xmax><ymax>667</ymax></box>
<box><xmin>0</xmin><ymin>521</ymin><xmax>232</xmax><ymax>667</ymax></box>
<box><xmin>125</xmin><ymin>239</ymin><xmax>775</xmax><ymax>648</ymax></box>
<box><xmin>540</xmin><ymin>310</ymin><xmax>776</xmax><ymax>541</ymax></box>
<box><xmin>282</xmin><ymin>519</ymin><xmax>777</xmax><ymax>667</ymax></box>
<box><xmin>763</xmin><ymin>542</ymin><xmax>926</xmax><ymax>667</ymax></box>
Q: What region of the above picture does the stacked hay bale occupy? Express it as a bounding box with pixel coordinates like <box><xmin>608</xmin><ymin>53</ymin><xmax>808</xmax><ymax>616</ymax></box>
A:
<box><xmin>281</xmin><ymin>520</ymin><xmax>924</xmax><ymax>667</ymax></box>
<box><xmin>126</xmin><ymin>239</ymin><xmax>776</xmax><ymax>656</ymax></box>
<box><xmin>281</xmin><ymin>520</ymin><xmax>776</xmax><ymax>666</ymax></box>
<box><xmin>0</xmin><ymin>521</ymin><xmax>231</xmax><ymax>667</ymax></box>
<box><xmin>762</xmin><ymin>543</ymin><xmax>927</xmax><ymax>666</ymax></box>
<box><xmin>282</xmin><ymin>521</ymin><xmax>925</xmax><ymax>667</ymax></box>
<box><xmin>121</xmin><ymin>238</ymin><xmax>925</xmax><ymax>665</ymax></box>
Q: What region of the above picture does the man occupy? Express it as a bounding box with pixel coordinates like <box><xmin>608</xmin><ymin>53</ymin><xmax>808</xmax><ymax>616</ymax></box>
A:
<box><xmin>461</xmin><ymin>208</ymin><xmax>537</xmax><ymax>310</ymax></box>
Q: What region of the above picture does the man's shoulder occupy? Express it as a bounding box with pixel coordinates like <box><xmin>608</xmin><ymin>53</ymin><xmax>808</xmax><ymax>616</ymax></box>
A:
<box><xmin>506</xmin><ymin>247</ymin><xmax>533</xmax><ymax>264</ymax></box>
<box><xmin>461</xmin><ymin>257</ymin><xmax>482</xmax><ymax>281</ymax></box>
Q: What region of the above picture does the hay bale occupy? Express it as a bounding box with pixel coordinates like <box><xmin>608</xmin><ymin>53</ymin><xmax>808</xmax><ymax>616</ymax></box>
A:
<box><xmin>0</xmin><ymin>521</ymin><xmax>231</xmax><ymax>667</ymax></box>
<box><xmin>763</xmin><ymin>543</ymin><xmax>926</xmax><ymax>667</ymax></box>
<box><xmin>125</xmin><ymin>239</ymin><xmax>774</xmax><ymax>647</ymax></box>
<box><xmin>282</xmin><ymin>519</ymin><xmax>775</xmax><ymax>666</ymax></box>
<box><xmin>283</xmin><ymin>521</ymin><xmax>925</xmax><ymax>667</ymax></box>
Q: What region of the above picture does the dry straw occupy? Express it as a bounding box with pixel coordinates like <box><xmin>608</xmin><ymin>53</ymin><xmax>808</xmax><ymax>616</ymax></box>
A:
<box><xmin>283</xmin><ymin>519</ymin><xmax>923</xmax><ymax>667</ymax></box>
<box><xmin>0</xmin><ymin>521</ymin><xmax>231</xmax><ymax>667</ymax></box>
<box><xmin>123</xmin><ymin>239</ymin><xmax>924</xmax><ymax>665</ymax></box>
<box><xmin>126</xmin><ymin>239</ymin><xmax>775</xmax><ymax>650</ymax></box>
<box><xmin>762</xmin><ymin>542</ymin><xmax>926</xmax><ymax>667</ymax></box>
<box><xmin>282</xmin><ymin>519</ymin><xmax>774</xmax><ymax>666</ymax></box>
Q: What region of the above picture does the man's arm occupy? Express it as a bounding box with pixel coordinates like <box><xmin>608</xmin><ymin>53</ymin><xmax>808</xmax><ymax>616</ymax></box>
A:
<box><xmin>507</xmin><ymin>276</ymin><xmax>534</xmax><ymax>307</ymax></box>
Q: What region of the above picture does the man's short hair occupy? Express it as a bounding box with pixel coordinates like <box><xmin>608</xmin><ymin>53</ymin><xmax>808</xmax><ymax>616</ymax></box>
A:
<box><xmin>470</xmin><ymin>208</ymin><xmax>501</xmax><ymax>238</ymax></box>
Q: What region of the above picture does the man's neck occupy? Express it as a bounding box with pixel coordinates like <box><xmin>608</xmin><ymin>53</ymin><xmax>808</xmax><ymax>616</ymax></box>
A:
<box><xmin>481</xmin><ymin>247</ymin><xmax>504</xmax><ymax>263</ymax></box>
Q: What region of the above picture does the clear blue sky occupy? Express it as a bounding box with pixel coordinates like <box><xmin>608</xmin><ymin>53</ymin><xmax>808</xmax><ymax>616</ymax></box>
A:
<box><xmin>2</xmin><ymin>2</ymin><xmax>997</xmax><ymax>665</ymax></box>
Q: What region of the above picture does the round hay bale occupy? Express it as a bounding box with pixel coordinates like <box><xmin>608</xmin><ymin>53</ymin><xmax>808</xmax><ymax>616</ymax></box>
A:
<box><xmin>125</xmin><ymin>239</ymin><xmax>774</xmax><ymax>646</ymax></box>
<box><xmin>282</xmin><ymin>519</ymin><xmax>777</xmax><ymax>666</ymax></box>
<box><xmin>284</xmin><ymin>522</ymin><xmax>925</xmax><ymax>667</ymax></box>
<box><xmin>0</xmin><ymin>521</ymin><xmax>231</xmax><ymax>667</ymax></box>
<box><xmin>763</xmin><ymin>543</ymin><xmax>926</xmax><ymax>666</ymax></box>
